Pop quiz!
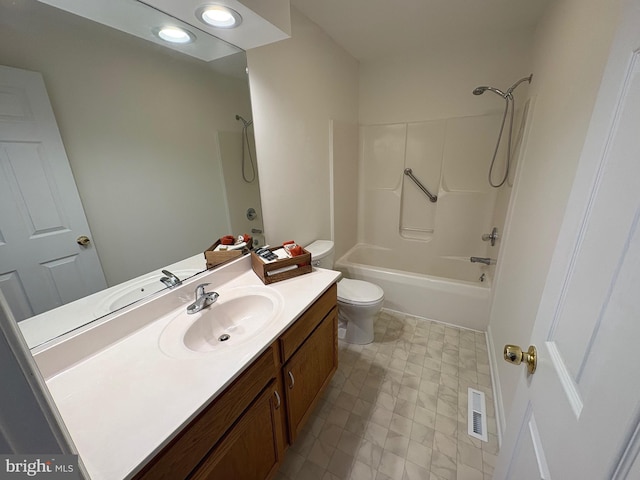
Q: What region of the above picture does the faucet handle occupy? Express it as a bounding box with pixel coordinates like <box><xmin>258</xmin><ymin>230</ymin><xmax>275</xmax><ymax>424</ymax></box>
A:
<box><xmin>481</xmin><ymin>227</ymin><xmax>499</xmax><ymax>246</ymax></box>
<box><xmin>195</xmin><ymin>283</ymin><xmax>211</xmax><ymax>296</ymax></box>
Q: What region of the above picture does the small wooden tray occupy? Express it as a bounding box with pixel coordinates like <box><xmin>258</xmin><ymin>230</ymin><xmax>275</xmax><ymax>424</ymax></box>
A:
<box><xmin>251</xmin><ymin>246</ymin><xmax>312</xmax><ymax>284</ymax></box>
<box><xmin>204</xmin><ymin>238</ymin><xmax>252</xmax><ymax>269</ymax></box>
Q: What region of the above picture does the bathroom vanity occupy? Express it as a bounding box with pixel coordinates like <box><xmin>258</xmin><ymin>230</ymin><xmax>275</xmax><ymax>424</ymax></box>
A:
<box><xmin>32</xmin><ymin>257</ymin><xmax>340</xmax><ymax>479</ymax></box>
<box><xmin>135</xmin><ymin>284</ymin><xmax>337</xmax><ymax>480</ymax></box>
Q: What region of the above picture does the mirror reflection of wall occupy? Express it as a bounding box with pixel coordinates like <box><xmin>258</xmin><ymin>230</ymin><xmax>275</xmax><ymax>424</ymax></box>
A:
<box><xmin>0</xmin><ymin>0</ymin><xmax>261</xmax><ymax>345</ymax></box>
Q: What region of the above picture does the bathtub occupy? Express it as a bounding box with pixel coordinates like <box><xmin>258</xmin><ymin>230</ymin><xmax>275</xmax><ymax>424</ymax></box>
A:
<box><xmin>335</xmin><ymin>244</ymin><xmax>491</xmax><ymax>331</ymax></box>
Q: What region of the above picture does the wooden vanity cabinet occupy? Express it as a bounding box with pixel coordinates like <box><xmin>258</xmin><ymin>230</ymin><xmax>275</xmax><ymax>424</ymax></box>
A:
<box><xmin>134</xmin><ymin>346</ymin><xmax>282</xmax><ymax>480</ymax></box>
<box><xmin>282</xmin><ymin>308</ymin><xmax>337</xmax><ymax>442</ymax></box>
<box><xmin>134</xmin><ymin>283</ymin><xmax>337</xmax><ymax>480</ymax></box>
<box><xmin>278</xmin><ymin>283</ymin><xmax>338</xmax><ymax>443</ymax></box>
<box><xmin>190</xmin><ymin>380</ymin><xmax>284</xmax><ymax>480</ymax></box>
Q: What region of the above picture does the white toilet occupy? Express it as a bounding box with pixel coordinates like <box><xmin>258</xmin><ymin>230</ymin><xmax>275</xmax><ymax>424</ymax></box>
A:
<box><xmin>305</xmin><ymin>240</ymin><xmax>384</xmax><ymax>345</ymax></box>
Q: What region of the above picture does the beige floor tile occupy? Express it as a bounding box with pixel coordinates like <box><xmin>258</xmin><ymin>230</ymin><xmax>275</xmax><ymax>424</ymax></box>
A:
<box><xmin>350</xmin><ymin>459</ymin><xmax>377</xmax><ymax>480</ymax></box>
<box><xmin>325</xmin><ymin>405</ymin><xmax>350</xmax><ymax>428</ymax></box>
<box><xmin>394</xmin><ymin>398</ymin><xmax>417</xmax><ymax>420</ymax></box>
<box><xmin>280</xmin><ymin>450</ymin><xmax>306</xmax><ymax>478</ymax></box>
<box><xmin>456</xmin><ymin>464</ymin><xmax>484</xmax><ymax>480</ymax></box>
<box><xmin>336</xmin><ymin>429</ymin><xmax>361</xmax><ymax>457</ymax></box>
<box><xmin>307</xmin><ymin>438</ymin><xmax>335</xmax><ymax>469</ymax></box>
<box><xmin>403</xmin><ymin>459</ymin><xmax>431</xmax><ymax>480</ymax></box>
<box><xmin>326</xmin><ymin>449</ymin><xmax>354</xmax><ymax>479</ymax></box>
<box><xmin>431</xmin><ymin>450</ymin><xmax>458</xmax><ymax>480</ymax></box>
<box><xmin>410</xmin><ymin>421</ymin><xmax>435</xmax><ymax>446</ymax></box>
<box><xmin>433</xmin><ymin>431</ymin><xmax>458</xmax><ymax>462</ymax></box>
<box><xmin>276</xmin><ymin>311</ymin><xmax>499</xmax><ymax>480</ymax></box>
<box><xmin>355</xmin><ymin>438</ymin><xmax>383</xmax><ymax>469</ymax></box>
<box><xmin>318</xmin><ymin>423</ymin><xmax>343</xmax><ymax>448</ymax></box>
<box><xmin>363</xmin><ymin>420</ymin><xmax>389</xmax><ymax>449</ymax></box>
<box><xmin>384</xmin><ymin>430</ymin><xmax>411</xmax><ymax>457</ymax></box>
<box><xmin>296</xmin><ymin>460</ymin><xmax>327</xmax><ymax>480</ymax></box>
<box><xmin>413</xmin><ymin>405</ymin><xmax>437</xmax><ymax>429</ymax></box>
<box><xmin>458</xmin><ymin>442</ymin><xmax>484</xmax><ymax>472</ymax></box>
<box><xmin>406</xmin><ymin>439</ymin><xmax>432</xmax><ymax>469</ymax></box>
<box><xmin>370</xmin><ymin>404</ymin><xmax>394</xmax><ymax>429</ymax></box>
<box><xmin>389</xmin><ymin>412</ymin><xmax>414</xmax><ymax>437</ymax></box>
<box><xmin>379</xmin><ymin>449</ymin><xmax>406</xmax><ymax>479</ymax></box>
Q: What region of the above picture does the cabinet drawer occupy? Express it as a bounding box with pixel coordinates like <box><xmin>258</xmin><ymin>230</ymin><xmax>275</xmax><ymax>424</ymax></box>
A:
<box><xmin>279</xmin><ymin>283</ymin><xmax>337</xmax><ymax>363</ymax></box>
<box><xmin>134</xmin><ymin>345</ymin><xmax>278</xmax><ymax>480</ymax></box>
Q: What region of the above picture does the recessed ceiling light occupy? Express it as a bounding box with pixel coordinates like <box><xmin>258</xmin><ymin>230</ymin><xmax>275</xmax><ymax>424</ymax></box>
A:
<box><xmin>153</xmin><ymin>26</ymin><xmax>195</xmax><ymax>44</ymax></box>
<box><xmin>197</xmin><ymin>5</ymin><xmax>242</xmax><ymax>28</ymax></box>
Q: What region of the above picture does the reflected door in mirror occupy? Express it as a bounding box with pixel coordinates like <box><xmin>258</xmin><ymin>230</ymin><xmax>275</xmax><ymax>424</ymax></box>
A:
<box><xmin>0</xmin><ymin>65</ymin><xmax>107</xmax><ymax>320</ymax></box>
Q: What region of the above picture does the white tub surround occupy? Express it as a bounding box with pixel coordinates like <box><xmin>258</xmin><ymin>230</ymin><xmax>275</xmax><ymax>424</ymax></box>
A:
<box><xmin>32</xmin><ymin>256</ymin><xmax>340</xmax><ymax>480</ymax></box>
<box><xmin>336</xmin><ymin>244</ymin><xmax>491</xmax><ymax>330</ymax></box>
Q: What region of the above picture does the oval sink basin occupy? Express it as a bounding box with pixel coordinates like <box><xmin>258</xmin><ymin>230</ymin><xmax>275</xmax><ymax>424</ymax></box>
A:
<box><xmin>159</xmin><ymin>286</ymin><xmax>284</xmax><ymax>358</ymax></box>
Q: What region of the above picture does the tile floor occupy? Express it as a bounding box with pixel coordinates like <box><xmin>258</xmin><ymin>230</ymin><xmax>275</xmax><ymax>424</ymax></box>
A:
<box><xmin>275</xmin><ymin>309</ymin><xmax>498</xmax><ymax>480</ymax></box>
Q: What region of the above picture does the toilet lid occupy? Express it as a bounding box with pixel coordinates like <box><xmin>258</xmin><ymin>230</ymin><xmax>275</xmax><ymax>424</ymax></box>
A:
<box><xmin>337</xmin><ymin>278</ymin><xmax>384</xmax><ymax>306</ymax></box>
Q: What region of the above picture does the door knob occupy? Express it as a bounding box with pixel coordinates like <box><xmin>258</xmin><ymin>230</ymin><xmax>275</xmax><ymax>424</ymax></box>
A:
<box><xmin>504</xmin><ymin>344</ymin><xmax>537</xmax><ymax>374</ymax></box>
<box><xmin>76</xmin><ymin>235</ymin><xmax>91</xmax><ymax>246</ymax></box>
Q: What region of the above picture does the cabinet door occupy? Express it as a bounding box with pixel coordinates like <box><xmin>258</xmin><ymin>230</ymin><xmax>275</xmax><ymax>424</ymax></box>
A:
<box><xmin>191</xmin><ymin>380</ymin><xmax>284</xmax><ymax>480</ymax></box>
<box><xmin>283</xmin><ymin>308</ymin><xmax>338</xmax><ymax>442</ymax></box>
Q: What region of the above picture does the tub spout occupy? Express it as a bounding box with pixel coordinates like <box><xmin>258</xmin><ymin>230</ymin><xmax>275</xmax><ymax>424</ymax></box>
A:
<box><xmin>470</xmin><ymin>257</ymin><xmax>496</xmax><ymax>266</ymax></box>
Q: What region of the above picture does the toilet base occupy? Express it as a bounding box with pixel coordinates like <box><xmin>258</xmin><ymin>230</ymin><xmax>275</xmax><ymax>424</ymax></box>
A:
<box><xmin>338</xmin><ymin>301</ymin><xmax>381</xmax><ymax>345</ymax></box>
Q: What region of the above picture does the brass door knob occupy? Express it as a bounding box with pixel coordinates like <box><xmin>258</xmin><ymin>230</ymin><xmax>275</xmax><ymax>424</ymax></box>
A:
<box><xmin>504</xmin><ymin>344</ymin><xmax>537</xmax><ymax>374</ymax></box>
<box><xmin>76</xmin><ymin>235</ymin><xmax>91</xmax><ymax>246</ymax></box>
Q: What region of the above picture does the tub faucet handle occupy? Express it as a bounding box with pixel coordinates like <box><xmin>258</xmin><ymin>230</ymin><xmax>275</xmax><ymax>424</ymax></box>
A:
<box><xmin>481</xmin><ymin>227</ymin><xmax>499</xmax><ymax>246</ymax></box>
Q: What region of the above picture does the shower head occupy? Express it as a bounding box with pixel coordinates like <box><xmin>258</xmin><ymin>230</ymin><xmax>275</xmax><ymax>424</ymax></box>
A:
<box><xmin>235</xmin><ymin>114</ymin><xmax>253</xmax><ymax>128</ymax></box>
<box><xmin>472</xmin><ymin>86</ymin><xmax>508</xmax><ymax>98</ymax></box>
<box><xmin>473</xmin><ymin>74</ymin><xmax>533</xmax><ymax>99</ymax></box>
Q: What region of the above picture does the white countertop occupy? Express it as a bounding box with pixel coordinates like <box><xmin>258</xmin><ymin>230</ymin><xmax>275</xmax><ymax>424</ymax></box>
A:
<box><xmin>37</xmin><ymin>258</ymin><xmax>340</xmax><ymax>480</ymax></box>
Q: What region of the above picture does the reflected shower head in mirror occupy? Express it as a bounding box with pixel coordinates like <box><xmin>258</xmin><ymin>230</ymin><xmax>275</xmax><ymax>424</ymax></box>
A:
<box><xmin>236</xmin><ymin>114</ymin><xmax>255</xmax><ymax>182</ymax></box>
<box><xmin>235</xmin><ymin>114</ymin><xmax>252</xmax><ymax>127</ymax></box>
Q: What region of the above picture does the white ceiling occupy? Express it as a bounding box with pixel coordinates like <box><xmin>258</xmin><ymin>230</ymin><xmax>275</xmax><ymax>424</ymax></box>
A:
<box><xmin>290</xmin><ymin>0</ymin><xmax>551</xmax><ymax>61</ymax></box>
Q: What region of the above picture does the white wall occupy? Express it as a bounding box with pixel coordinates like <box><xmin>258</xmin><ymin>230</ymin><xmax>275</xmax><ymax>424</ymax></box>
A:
<box><xmin>331</xmin><ymin>120</ymin><xmax>359</xmax><ymax>260</ymax></box>
<box><xmin>246</xmin><ymin>8</ymin><xmax>359</xmax><ymax>250</ymax></box>
<box><xmin>0</xmin><ymin>1</ymin><xmax>252</xmax><ymax>286</ymax></box>
<box><xmin>488</xmin><ymin>0</ymin><xmax>620</xmax><ymax>433</ymax></box>
<box><xmin>359</xmin><ymin>31</ymin><xmax>534</xmax><ymax>125</ymax></box>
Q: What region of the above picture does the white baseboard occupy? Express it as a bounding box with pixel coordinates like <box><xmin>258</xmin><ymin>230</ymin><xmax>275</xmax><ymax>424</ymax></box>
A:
<box><xmin>486</xmin><ymin>324</ymin><xmax>505</xmax><ymax>448</ymax></box>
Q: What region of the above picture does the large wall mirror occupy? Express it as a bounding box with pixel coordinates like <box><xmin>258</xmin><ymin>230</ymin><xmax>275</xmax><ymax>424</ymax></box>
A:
<box><xmin>0</xmin><ymin>0</ymin><xmax>263</xmax><ymax>348</ymax></box>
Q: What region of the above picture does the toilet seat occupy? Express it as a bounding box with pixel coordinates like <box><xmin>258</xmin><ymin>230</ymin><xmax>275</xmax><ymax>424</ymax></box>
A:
<box><xmin>337</xmin><ymin>278</ymin><xmax>384</xmax><ymax>306</ymax></box>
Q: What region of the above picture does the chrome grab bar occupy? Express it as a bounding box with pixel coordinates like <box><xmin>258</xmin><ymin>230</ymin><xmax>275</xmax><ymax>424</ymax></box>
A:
<box><xmin>404</xmin><ymin>168</ymin><xmax>437</xmax><ymax>203</ymax></box>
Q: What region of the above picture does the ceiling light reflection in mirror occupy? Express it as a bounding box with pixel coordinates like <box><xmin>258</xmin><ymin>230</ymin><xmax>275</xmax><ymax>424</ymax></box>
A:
<box><xmin>38</xmin><ymin>0</ymin><xmax>241</xmax><ymax>61</ymax></box>
<box><xmin>153</xmin><ymin>26</ymin><xmax>195</xmax><ymax>44</ymax></box>
<box><xmin>197</xmin><ymin>5</ymin><xmax>243</xmax><ymax>28</ymax></box>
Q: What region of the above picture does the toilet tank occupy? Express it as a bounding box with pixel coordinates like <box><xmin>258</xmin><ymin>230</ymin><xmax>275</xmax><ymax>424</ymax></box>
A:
<box><xmin>305</xmin><ymin>240</ymin><xmax>335</xmax><ymax>269</ymax></box>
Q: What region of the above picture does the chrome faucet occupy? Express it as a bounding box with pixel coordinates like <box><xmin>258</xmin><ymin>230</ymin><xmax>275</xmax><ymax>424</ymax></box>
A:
<box><xmin>470</xmin><ymin>257</ymin><xmax>496</xmax><ymax>266</ymax></box>
<box><xmin>187</xmin><ymin>283</ymin><xmax>219</xmax><ymax>314</ymax></box>
<box><xmin>160</xmin><ymin>270</ymin><xmax>182</xmax><ymax>288</ymax></box>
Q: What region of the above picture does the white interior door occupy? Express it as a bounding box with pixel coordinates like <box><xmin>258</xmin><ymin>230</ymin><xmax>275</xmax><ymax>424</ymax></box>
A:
<box><xmin>495</xmin><ymin>2</ymin><xmax>640</xmax><ymax>478</ymax></box>
<box><xmin>0</xmin><ymin>65</ymin><xmax>106</xmax><ymax>321</ymax></box>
